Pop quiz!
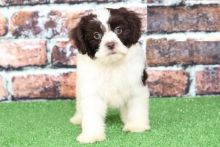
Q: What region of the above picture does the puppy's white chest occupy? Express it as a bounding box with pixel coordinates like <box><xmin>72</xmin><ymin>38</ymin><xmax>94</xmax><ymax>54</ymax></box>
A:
<box><xmin>98</xmin><ymin>67</ymin><xmax>134</xmax><ymax>108</ymax></box>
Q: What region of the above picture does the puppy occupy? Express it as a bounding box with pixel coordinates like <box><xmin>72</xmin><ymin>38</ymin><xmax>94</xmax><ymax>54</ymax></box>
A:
<box><xmin>69</xmin><ymin>8</ymin><xmax>150</xmax><ymax>144</ymax></box>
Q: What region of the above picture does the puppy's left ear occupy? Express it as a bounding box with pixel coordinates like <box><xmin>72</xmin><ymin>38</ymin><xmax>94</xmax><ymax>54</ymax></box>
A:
<box><xmin>119</xmin><ymin>8</ymin><xmax>142</xmax><ymax>44</ymax></box>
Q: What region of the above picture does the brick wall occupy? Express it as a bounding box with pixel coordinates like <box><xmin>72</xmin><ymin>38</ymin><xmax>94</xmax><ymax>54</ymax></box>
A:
<box><xmin>0</xmin><ymin>0</ymin><xmax>219</xmax><ymax>101</ymax></box>
<box><xmin>147</xmin><ymin>0</ymin><xmax>220</xmax><ymax>97</ymax></box>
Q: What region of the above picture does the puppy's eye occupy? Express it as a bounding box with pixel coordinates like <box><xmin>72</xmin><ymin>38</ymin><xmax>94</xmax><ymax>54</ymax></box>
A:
<box><xmin>93</xmin><ymin>32</ymin><xmax>102</xmax><ymax>40</ymax></box>
<box><xmin>114</xmin><ymin>26</ymin><xmax>123</xmax><ymax>34</ymax></box>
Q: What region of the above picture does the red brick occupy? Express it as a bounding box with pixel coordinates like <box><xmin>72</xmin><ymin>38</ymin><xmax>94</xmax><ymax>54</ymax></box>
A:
<box><xmin>147</xmin><ymin>39</ymin><xmax>220</xmax><ymax>66</ymax></box>
<box><xmin>0</xmin><ymin>0</ymin><xmax>49</xmax><ymax>6</ymax></box>
<box><xmin>12</xmin><ymin>72</ymin><xmax>76</xmax><ymax>99</ymax></box>
<box><xmin>10</xmin><ymin>11</ymin><xmax>42</xmax><ymax>37</ymax></box>
<box><xmin>147</xmin><ymin>70</ymin><xmax>188</xmax><ymax>97</ymax></box>
<box><xmin>148</xmin><ymin>5</ymin><xmax>220</xmax><ymax>33</ymax></box>
<box><xmin>0</xmin><ymin>13</ymin><xmax>7</xmax><ymax>36</ymax></box>
<box><xmin>0</xmin><ymin>40</ymin><xmax>47</xmax><ymax>68</ymax></box>
<box><xmin>10</xmin><ymin>10</ymin><xmax>77</xmax><ymax>38</ymax></box>
<box><xmin>45</xmin><ymin>10</ymin><xmax>87</xmax><ymax>38</ymax></box>
<box><xmin>147</xmin><ymin>0</ymin><xmax>163</xmax><ymax>4</ymax></box>
<box><xmin>52</xmin><ymin>41</ymin><xmax>77</xmax><ymax>67</ymax></box>
<box><xmin>0</xmin><ymin>76</ymin><xmax>7</xmax><ymax>100</ymax></box>
<box><xmin>53</xmin><ymin>0</ymin><xmax>122</xmax><ymax>3</ymax></box>
<box><xmin>196</xmin><ymin>67</ymin><xmax>220</xmax><ymax>95</ymax></box>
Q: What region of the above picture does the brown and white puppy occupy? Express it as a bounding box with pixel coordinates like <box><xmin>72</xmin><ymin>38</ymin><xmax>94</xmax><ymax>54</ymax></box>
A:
<box><xmin>69</xmin><ymin>8</ymin><xmax>150</xmax><ymax>144</ymax></box>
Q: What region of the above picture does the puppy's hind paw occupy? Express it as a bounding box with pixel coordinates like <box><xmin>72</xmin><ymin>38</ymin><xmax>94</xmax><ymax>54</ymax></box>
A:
<box><xmin>123</xmin><ymin>123</ymin><xmax>150</xmax><ymax>133</ymax></box>
<box><xmin>76</xmin><ymin>132</ymin><xmax>106</xmax><ymax>144</ymax></box>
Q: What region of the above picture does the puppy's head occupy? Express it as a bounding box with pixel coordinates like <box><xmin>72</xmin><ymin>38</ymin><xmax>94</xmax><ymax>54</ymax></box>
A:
<box><xmin>70</xmin><ymin>8</ymin><xmax>141</xmax><ymax>64</ymax></box>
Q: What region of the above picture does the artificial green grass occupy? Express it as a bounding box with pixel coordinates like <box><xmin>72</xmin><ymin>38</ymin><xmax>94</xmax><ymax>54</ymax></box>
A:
<box><xmin>0</xmin><ymin>97</ymin><xmax>220</xmax><ymax>147</ymax></box>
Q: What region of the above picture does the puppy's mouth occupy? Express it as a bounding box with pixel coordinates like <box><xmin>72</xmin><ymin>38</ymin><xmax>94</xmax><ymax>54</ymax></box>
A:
<box><xmin>107</xmin><ymin>51</ymin><xmax>117</xmax><ymax>55</ymax></box>
<box><xmin>107</xmin><ymin>50</ymin><xmax>126</xmax><ymax>56</ymax></box>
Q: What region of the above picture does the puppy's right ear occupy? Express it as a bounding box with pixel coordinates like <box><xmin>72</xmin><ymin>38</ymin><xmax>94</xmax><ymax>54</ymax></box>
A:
<box><xmin>69</xmin><ymin>21</ymin><xmax>87</xmax><ymax>54</ymax></box>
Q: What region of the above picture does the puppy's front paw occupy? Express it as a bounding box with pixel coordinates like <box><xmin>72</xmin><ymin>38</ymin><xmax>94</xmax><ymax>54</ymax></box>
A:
<box><xmin>76</xmin><ymin>132</ymin><xmax>106</xmax><ymax>144</ymax></box>
<box><xmin>69</xmin><ymin>115</ymin><xmax>81</xmax><ymax>125</ymax></box>
<box><xmin>123</xmin><ymin>123</ymin><xmax>150</xmax><ymax>133</ymax></box>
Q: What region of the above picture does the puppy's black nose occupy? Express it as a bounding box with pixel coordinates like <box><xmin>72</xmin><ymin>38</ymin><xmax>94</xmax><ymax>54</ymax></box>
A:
<box><xmin>106</xmin><ymin>41</ymin><xmax>115</xmax><ymax>50</ymax></box>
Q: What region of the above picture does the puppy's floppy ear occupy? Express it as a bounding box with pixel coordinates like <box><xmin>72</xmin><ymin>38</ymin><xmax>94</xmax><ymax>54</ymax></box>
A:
<box><xmin>69</xmin><ymin>20</ymin><xmax>87</xmax><ymax>54</ymax></box>
<box><xmin>119</xmin><ymin>8</ymin><xmax>142</xmax><ymax>44</ymax></box>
